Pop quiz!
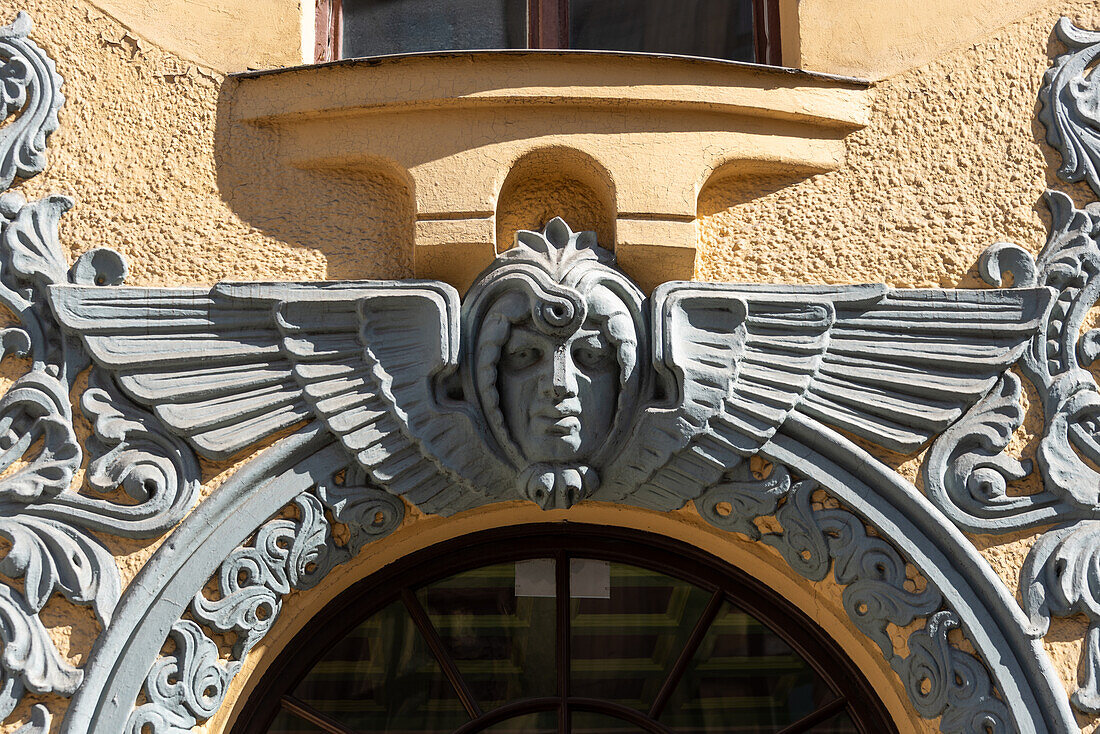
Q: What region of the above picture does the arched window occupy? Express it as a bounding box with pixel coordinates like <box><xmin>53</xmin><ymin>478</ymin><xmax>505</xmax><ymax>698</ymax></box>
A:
<box><xmin>315</xmin><ymin>0</ymin><xmax>780</xmax><ymax>65</ymax></box>
<box><xmin>235</xmin><ymin>525</ymin><xmax>895</xmax><ymax>734</ymax></box>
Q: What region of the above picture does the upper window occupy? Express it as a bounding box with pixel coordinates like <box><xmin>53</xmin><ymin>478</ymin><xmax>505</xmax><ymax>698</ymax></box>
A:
<box><xmin>233</xmin><ymin>525</ymin><xmax>895</xmax><ymax>734</ymax></box>
<box><xmin>315</xmin><ymin>0</ymin><xmax>780</xmax><ymax>65</ymax></box>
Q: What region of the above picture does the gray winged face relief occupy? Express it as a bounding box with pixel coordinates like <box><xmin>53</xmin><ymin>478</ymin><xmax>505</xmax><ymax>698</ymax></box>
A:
<box><xmin>461</xmin><ymin>218</ymin><xmax>646</xmax><ymax>507</ymax></box>
<box><xmin>48</xmin><ymin>217</ymin><xmax>1052</xmax><ymax>515</ymax></box>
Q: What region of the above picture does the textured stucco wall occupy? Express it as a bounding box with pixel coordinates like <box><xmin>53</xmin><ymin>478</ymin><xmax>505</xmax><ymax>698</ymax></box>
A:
<box><xmin>793</xmin><ymin>0</ymin><xmax>1055</xmax><ymax>79</ymax></box>
<box><xmin>85</xmin><ymin>0</ymin><xmax>303</xmax><ymax>71</ymax></box>
<box><xmin>698</xmin><ymin>2</ymin><xmax>1100</xmax><ymax>730</ymax></box>
<box><xmin>0</xmin><ymin>0</ymin><xmax>1098</xmax><ymax>730</ymax></box>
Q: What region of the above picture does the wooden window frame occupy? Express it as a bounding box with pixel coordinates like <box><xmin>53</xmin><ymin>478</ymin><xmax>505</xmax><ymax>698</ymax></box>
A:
<box><xmin>316</xmin><ymin>0</ymin><xmax>782</xmax><ymax>65</ymax></box>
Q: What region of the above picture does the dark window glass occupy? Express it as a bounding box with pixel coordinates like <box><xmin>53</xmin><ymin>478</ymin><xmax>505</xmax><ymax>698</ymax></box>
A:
<box><xmin>418</xmin><ymin>562</ymin><xmax>557</xmax><ymax>711</ymax></box>
<box><xmin>813</xmin><ymin>711</ymin><xmax>860</xmax><ymax>732</ymax></box>
<box><xmin>239</xmin><ymin>527</ymin><xmax>895</xmax><ymax>734</ymax></box>
<box><xmin>657</xmin><ymin>602</ymin><xmax>837</xmax><ymax>732</ymax></box>
<box><xmin>331</xmin><ymin>0</ymin><xmax>769</xmax><ymax>63</ymax></box>
<box><xmin>290</xmin><ymin>600</ymin><xmax>468</xmax><ymax>732</ymax></box>
<box><xmin>269</xmin><ymin>563</ymin><xmax>842</xmax><ymax>733</ymax></box>
<box><xmin>342</xmin><ymin>0</ymin><xmax>527</xmax><ymax>58</ymax></box>
<box><xmin>569</xmin><ymin>560</ymin><xmax>713</xmax><ymax>711</ymax></box>
<box><xmin>568</xmin><ymin>0</ymin><xmax>755</xmax><ymax>62</ymax></box>
<box><xmin>482</xmin><ymin>712</ymin><xmax>558</xmax><ymax>732</ymax></box>
<box><xmin>265</xmin><ymin>710</ymin><xmax>320</xmax><ymax>734</ymax></box>
<box><xmin>570</xmin><ymin>711</ymin><xmax>640</xmax><ymax>732</ymax></box>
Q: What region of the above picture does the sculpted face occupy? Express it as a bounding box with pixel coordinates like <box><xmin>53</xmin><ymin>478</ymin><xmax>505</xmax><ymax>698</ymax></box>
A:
<box><xmin>498</xmin><ymin>319</ymin><xmax>619</xmax><ymax>463</ymax></box>
<box><xmin>464</xmin><ymin>222</ymin><xmax>644</xmax><ymax>508</ymax></box>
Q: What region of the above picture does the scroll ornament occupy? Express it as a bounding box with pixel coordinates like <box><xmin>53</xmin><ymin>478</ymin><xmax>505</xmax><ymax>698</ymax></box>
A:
<box><xmin>918</xmin><ymin>16</ymin><xmax>1100</xmax><ymax>715</ymax></box>
<box><xmin>0</xmin><ymin>8</ymin><xmax>1097</xmax><ymax>734</ymax></box>
<box><xmin>698</xmin><ymin>468</ymin><xmax>1011</xmax><ymax>731</ymax></box>
<box><xmin>92</xmin><ymin>205</ymin><xmax>1035</xmax><ymax>730</ymax></box>
<box><xmin>0</xmin><ymin>12</ymin><xmax>205</xmax><ymax>731</ymax></box>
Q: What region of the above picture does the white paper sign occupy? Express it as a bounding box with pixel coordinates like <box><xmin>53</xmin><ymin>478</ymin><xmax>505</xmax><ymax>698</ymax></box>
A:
<box><xmin>514</xmin><ymin>559</ymin><xmax>611</xmax><ymax>598</ymax></box>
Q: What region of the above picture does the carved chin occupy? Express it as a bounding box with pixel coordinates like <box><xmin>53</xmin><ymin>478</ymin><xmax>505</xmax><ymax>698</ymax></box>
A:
<box><xmin>518</xmin><ymin>464</ymin><xmax>599</xmax><ymax>509</ymax></box>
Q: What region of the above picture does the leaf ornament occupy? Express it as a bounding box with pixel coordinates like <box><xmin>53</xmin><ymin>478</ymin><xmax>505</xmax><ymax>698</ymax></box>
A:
<box><xmin>0</xmin><ymin>371</ymin><xmax>79</xmax><ymax>503</ymax></box>
<box><xmin>1022</xmin><ymin>521</ymin><xmax>1100</xmax><ymax>712</ymax></box>
<box><xmin>1040</xmin><ymin>19</ymin><xmax>1100</xmax><ymax>198</ymax></box>
<box><xmin>0</xmin><ymin>584</ymin><xmax>81</xmax><ymax>719</ymax></box>
<box><xmin>0</xmin><ymin>13</ymin><xmax>64</xmax><ymax>191</ymax></box>
<box><xmin>0</xmin><ymin>512</ymin><xmax>119</xmax><ymax>625</ymax></box>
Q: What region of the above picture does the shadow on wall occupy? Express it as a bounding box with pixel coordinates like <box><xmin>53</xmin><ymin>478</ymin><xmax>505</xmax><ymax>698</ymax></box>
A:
<box><xmin>212</xmin><ymin>68</ymin><xmax>841</xmax><ymax>289</ymax></box>
<box><xmin>695</xmin><ymin>164</ymin><xmax>827</xmax><ymax>272</ymax></box>
<box><xmin>212</xmin><ymin>77</ymin><xmax>416</xmax><ymax>282</ymax></box>
<box><xmin>495</xmin><ymin>146</ymin><xmax>616</xmax><ymax>254</ymax></box>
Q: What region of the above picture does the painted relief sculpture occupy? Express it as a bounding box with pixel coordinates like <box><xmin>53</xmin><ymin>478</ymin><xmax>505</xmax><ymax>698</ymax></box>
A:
<box><xmin>47</xmin><ymin>218</ymin><xmax>1049</xmax><ymax>516</ymax></box>
<box><xmin>6</xmin><ymin>9</ymin><xmax>1100</xmax><ymax>734</ymax></box>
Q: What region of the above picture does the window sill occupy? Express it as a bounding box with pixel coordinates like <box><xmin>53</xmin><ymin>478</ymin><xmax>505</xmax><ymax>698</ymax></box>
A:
<box><xmin>226</xmin><ymin>51</ymin><xmax>871</xmax><ymax>290</ymax></box>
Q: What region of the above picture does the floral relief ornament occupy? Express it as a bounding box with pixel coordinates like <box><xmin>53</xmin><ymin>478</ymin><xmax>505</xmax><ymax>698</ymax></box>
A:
<box><xmin>0</xmin><ymin>11</ymin><xmax>201</xmax><ymax>733</ymax></box>
<box><xmin>0</xmin><ymin>7</ymin><xmax>1100</xmax><ymax>734</ymax></box>
<box><xmin>42</xmin><ymin>202</ymin><xmax>1051</xmax><ymax>730</ymax></box>
<box><xmin>920</xmin><ymin>15</ymin><xmax>1100</xmax><ymax>717</ymax></box>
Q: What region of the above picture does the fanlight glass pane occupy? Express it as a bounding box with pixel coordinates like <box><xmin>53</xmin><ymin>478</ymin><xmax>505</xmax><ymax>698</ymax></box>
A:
<box><xmin>570</xmin><ymin>560</ymin><xmax>713</xmax><ymax>710</ymax></box>
<box><xmin>657</xmin><ymin>602</ymin><xmax>838</xmax><ymax>732</ymax></box>
<box><xmin>342</xmin><ymin>0</ymin><xmax>527</xmax><ymax>58</ymax></box>
<box><xmin>277</xmin><ymin>558</ymin><xmax>848</xmax><ymax>734</ymax></box>
<box><xmin>571</xmin><ymin>711</ymin><xmax>643</xmax><ymax>732</ymax></box>
<box><xmin>814</xmin><ymin>710</ymin><xmax>859</xmax><ymax>732</ymax></box>
<box><xmin>290</xmin><ymin>600</ymin><xmax>469</xmax><ymax>732</ymax></box>
<box><xmin>568</xmin><ymin>0</ymin><xmax>756</xmax><ymax>62</ymax></box>
<box><xmin>417</xmin><ymin>562</ymin><xmax>558</xmax><ymax>711</ymax></box>
<box><xmin>265</xmin><ymin>710</ymin><xmax>320</xmax><ymax>734</ymax></box>
<box><xmin>481</xmin><ymin>712</ymin><xmax>559</xmax><ymax>732</ymax></box>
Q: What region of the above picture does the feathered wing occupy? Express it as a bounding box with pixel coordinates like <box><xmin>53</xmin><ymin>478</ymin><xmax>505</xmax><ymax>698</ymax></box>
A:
<box><xmin>49</xmin><ymin>281</ymin><xmax>511</xmax><ymax>514</ymax></box>
<box><xmin>598</xmin><ymin>282</ymin><xmax>1052</xmax><ymax>510</ymax></box>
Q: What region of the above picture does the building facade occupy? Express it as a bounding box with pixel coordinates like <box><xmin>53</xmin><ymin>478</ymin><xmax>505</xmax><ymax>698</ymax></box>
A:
<box><xmin>2</xmin><ymin>1</ymin><xmax>1100</xmax><ymax>732</ymax></box>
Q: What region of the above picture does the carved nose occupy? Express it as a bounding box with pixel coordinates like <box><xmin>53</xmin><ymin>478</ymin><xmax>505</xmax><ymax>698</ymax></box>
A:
<box><xmin>542</xmin><ymin>347</ymin><xmax>578</xmax><ymax>398</ymax></box>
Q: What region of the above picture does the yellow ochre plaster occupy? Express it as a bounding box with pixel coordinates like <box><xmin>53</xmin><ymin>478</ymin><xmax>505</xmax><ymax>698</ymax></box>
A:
<box><xmin>793</xmin><ymin>0</ymin><xmax>1055</xmax><ymax>80</ymax></box>
<box><xmin>225</xmin><ymin>52</ymin><xmax>870</xmax><ymax>292</ymax></box>
<box><xmin>83</xmin><ymin>0</ymin><xmax>302</xmax><ymax>72</ymax></box>
<box><xmin>1</xmin><ymin>0</ymin><xmax>1100</xmax><ymax>731</ymax></box>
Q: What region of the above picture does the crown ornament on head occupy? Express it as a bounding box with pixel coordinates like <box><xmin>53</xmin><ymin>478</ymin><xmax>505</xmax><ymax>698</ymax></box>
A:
<box><xmin>489</xmin><ymin>217</ymin><xmax>618</xmax><ymax>283</ymax></box>
<box><xmin>456</xmin><ymin>217</ymin><xmax>647</xmax><ymax>510</ymax></box>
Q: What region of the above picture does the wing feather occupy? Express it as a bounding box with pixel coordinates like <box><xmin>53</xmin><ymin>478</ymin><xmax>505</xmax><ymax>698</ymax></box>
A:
<box><xmin>798</xmin><ymin>288</ymin><xmax>1049</xmax><ymax>452</ymax></box>
<box><xmin>50</xmin><ymin>281</ymin><xmax>510</xmax><ymax>513</ymax></box>
<box><xmin>604</xmin><ymin>283</ymin><xmax>1051</xmax><ymax>510</ymax></box>
<box><xmin>50</xmin><ymin>286</ymin><xmax>311</xmax><ymax>457</ymax></box>
<box><xmin>598</xmin><ymin>284</ymin><xmax>842</xmax><ymax>508</ymax></box>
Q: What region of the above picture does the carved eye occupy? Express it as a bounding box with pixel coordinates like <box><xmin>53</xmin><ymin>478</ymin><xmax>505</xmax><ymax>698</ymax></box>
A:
<box><xmin>574</xmin><ymin>345</ymin><xmax>613</xmax><ymax>371</ymax></box>
<box><xmin>503</xmin><ymin>346</ymin><xmax>541</xmax><ymax>371</ymax></box>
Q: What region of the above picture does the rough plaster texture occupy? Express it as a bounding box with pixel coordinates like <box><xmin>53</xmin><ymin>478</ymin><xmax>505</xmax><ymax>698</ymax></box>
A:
<box><xmin>697</xmin><ymin>3</ymin><xmax>1100</xmax><ymax>730</ymax></box>
<box><xmin>1</xmin><ymin>0</ymin><xmax>1099</xmax><ymax>730</ymax></box>
<box><xmin>794</xmin><ymin>0</ymin><xmax>1055</xmax><ymax>80</ymax></box>
<box><xmin>84</xmin><ymin>0</ymin><xmax>301</xmax><ymax>72</ymax></box>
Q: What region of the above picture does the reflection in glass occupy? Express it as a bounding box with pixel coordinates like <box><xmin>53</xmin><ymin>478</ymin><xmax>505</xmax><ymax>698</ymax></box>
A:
<box><xmin>418</xmin><ymin>562</ymin><xmax>558</xmax><ymax>711</ymax></box>
<box><xmin>813</xmin><ymin>710</ymin><xmax>860</xmax><ymax>733</ymax></box>
<box><xmin>569</xmin><ymin>0</ymin><xmax>755</xmax><ymax>62</ymax></box>
<box><xmin>265</xmin><ymin>710</ymin><xmax>320</xmax><ymax>734</ymax></box>
<box><xmin>291</xmin><ymin>600</ymin><xmax>468</xmax><ymax>732</ymax></box>
<box><xmin>657</xmin><ymin>602</ymin><xmax>837</xmax><ymax>732</ymax></box>
<box><xmin>343</xmin><ymin>0</ymin><xmax>526</xmax><ymax>58</ymax></box>
<box><xmin>481</xmin><ymin>712</ymin><xmax>559</xmax><ymax>732</ymax></box>
<box><xmin>274</xmin><ymin>556</ymin><xmax>867</xmax><ymax>734</ymax></box>
<box><xmin>572</xmin><ymin>710</ymin><xmax>643</xmax><ymax>732</ymax></box>
<box><xmin>570</xmin><ymin>561</ymin><xmax>712</xmax><ymax>711</ymax></box>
